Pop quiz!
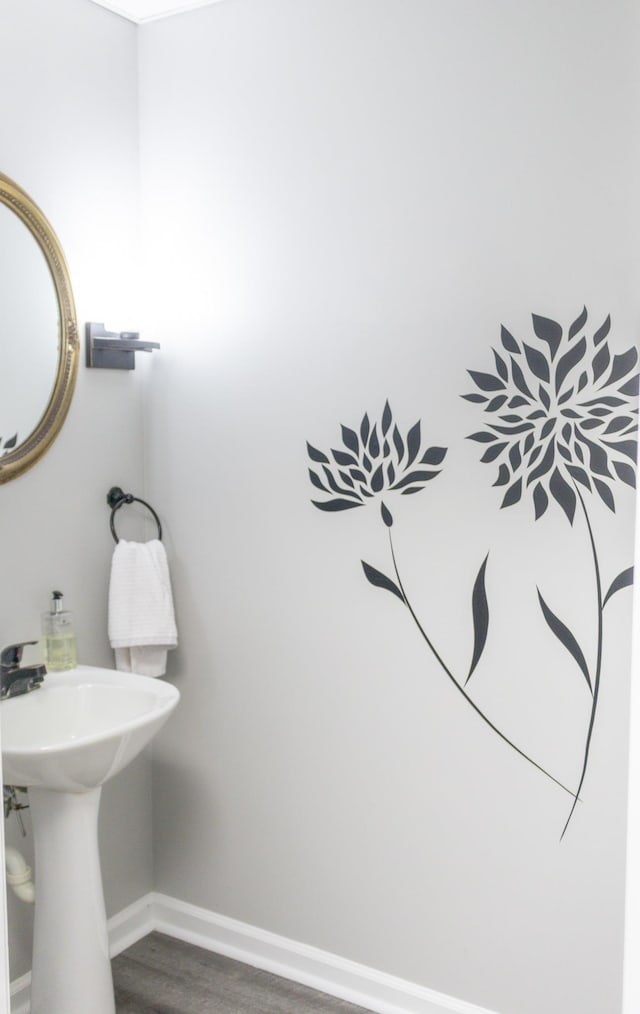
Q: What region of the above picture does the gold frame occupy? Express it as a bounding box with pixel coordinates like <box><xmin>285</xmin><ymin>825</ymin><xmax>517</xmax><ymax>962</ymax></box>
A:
<box><xmin>0</xmin><ymin>172</ymin><xmax>78</xmax><ymax>484</ymax></box>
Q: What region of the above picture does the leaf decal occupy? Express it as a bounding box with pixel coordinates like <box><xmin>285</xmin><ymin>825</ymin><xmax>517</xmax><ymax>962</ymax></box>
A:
<box><xmin>527</xmin><ymin>438</ymin><xmax>555</xmax><ymax>484</ymax></box>
<box><xmin>538</xmin><ymin>590</ymin><xmax>592</xmax><ymax>693</ymax></box>
<box><xmin>604</xmin><ymin>347</ymin><xmax>638</xmax><ymax>386</ymax></box>
<box><xmin>421</xmin><ymin>446</ymin><xmax>447</xmax><ymax>465</ymax></box>
<box><xmin>619</xmin><ymin>374</ymin><xmax>639</xmax><ymax>397</ymax></box>
<box><xmin>593</xmin><ymin>478</ymin><xmax>615</xmax><ymax>512</ymax></box>
<box><xmin>501</xmin><ymin>326</ymin><xmax>520</xmax><ymax>354</ymax></box>
<box><xmin>332</xmin><ymin>449</ymin><xmax>358</xmax><ymax>467</ymax></box>
<box><xmin>603</xmin><ymin>566</ymin><xmax>634</xmax><ymax>608</ymax></box>
<box><xmin>312</xmin><ymin>498</ymin><xmax>364</xmax><ymax>512</ymax></box>
<box><xmin>533</xmin><ymin>482</ymin><xmax>548</xmax><ymax>519</ymax></box>
<box><xmin>468</xmin><ymin>370</ymin><xmax>506</xmax><ymax>392</ymax></box>
<box><xmin>380</xmin><ymin>502</ymin><xmax>393</xmax><ymax>528</ymax></box>
<box><xmin>491</xmin><ymin>422</ymin><xmax>534</xmax><ymax>436</ymax></box>
<box><xmin>360</xmin><ymin>413</ymin><xmax>370</xmax><ymax>444</ymax></box>
<box><xmin>392</xmin><ymin>470</ymin><xmax>440</xmax><ymax>490</ymax></box>
<box><xmin>566</xmin><ymin>465</ymin><xmax>591</xmax><ymax>490</ymax></box>
<box><xmin>393</xmin><ymin>425</ymin><xmax>405</xmax><ymax>461</ymax></box>
<box><xmin>613</xmin><ymin>460</ymin><xmax>636</xmax><ymax>488</ymax></box>
<box><xmin>481</xmin><ymin>441</ymin><xmax>507</xmax><ymax>463</ymax></box>
<box><xmin>593</xmin><ymin>314</ymin><xmax>611</xmax><ymax>346</ymax></box>
<box><xmin>406</xmin><ymin>421</ymin><xmax>421</xmax><ymax>466</ymax></box>
<box><xmin>493</xmin><ymin>349</ymin><xmax>509</xmax><ymax>382</ymax></box>
<box><xmin>4</xmin><ymin>434</ymin><xmax>17</xmax><ymax>450</ymax></box>
<box><xmin>524</xmin><ymin>343</ymin><xmax>550</xmax><ymax>382</ymax></box>
<box><xmin>307</xmin><ymin>442</ymin><xmax>330</xmax><ymax>464</ymax></box>
<box><xmin>493</xmin><ymin>464</ymin><xmax>510</xmax><ymax>486</ymax></box>
<box><xmin>603</xmin><ymin>439</ymin><xmax>636</xmax><ymax>461</ymax></box>
<box><xmin>371</xmin><ymin>463</ymin><xmax>384</xmax><ymax>492</ymax></box>
<box><xmin>323</xmin><ymin>466</ymin><xmax>360</xmax><ymax>497</ymax></box>
<box><xmin>538</xmin><ymin>385</ymin><xmax>551</xmax><ymax>410</ymax></box>
<box><xmin>568</xmin><ymin>306</ymin><xmax>588</xmax><ymax>339</ymax></box>
<box><xmin>549</xmin><ymin>467</ymin><xmax>576</xmax><ymax>524</ymax></box>
<box><xmin>532</xmin><ymin>313</ymin><xmax>562</xmax><ymax>359</ymax></box>
<box><xmin>486</xmin><ymin>395</ymin><xmax>508</xmax><ymax>412</ymax></box>
<box><xmin>510</xmin><ymin>357</ymin><xmax>534</xmax><ymax>398</ymax></box>
<box><xmin>592</xmin><ymin>343</ymin><xmax>610</xmax><ymax>382</ymax></box>
<box><xmin>381</xmin><ymin>401</ymin><xmax>392</xmax><ymax>435</ymax></box>
<box><xmin>361</xmin><ymin>561</ymin><xmax>405</xmax><ymax>602</ymax></box>
<box><xmin>501</xmin><ymin>478</ymin><xmax>522</xmax><ymax>508</ymax></box>
<box><xmin>369</xmin><ymin>426</ymin><xmax>380</xmax><ymax>458</ymax></box>
<box><xmin>604</xmin><ymin>416</ymin><xmax>632</xmax><ymax>435</ymax></box>
<box><xmin>309</xmin><ymin>469</ymin><xmax>329</xmax><ymax>492</ymax></box>
<box><xmin>466</xmin><ymin>554</ymin><xmax>489</xmax><ymax>684</ymax></box>
<box><xmin>469</xmin><ymin>431</ymin><xmax>499</xmax><ymax>443</ymax></box>
<box><xmin>555</xmin><ymin>336</ymin><xmax>586</xmax><ymax>394</ymax></box>
<box><xmin>540</xmin><ymin>418</ymin><xmax>555</xmax><ymax>440</ymax></box>
<box><xmin>579</xmin><ymin>435</ymin><xmax>612</xmax><ymax>477</ymax></box>
<box><xmin>341</xmin><ymin>426</ymin><xmax>359</xmax><ymax>454</ymax></box>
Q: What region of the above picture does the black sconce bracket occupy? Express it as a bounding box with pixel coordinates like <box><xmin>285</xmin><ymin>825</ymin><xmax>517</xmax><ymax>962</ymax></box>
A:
<box><xmin>85</xmin><ymin>322</ymin><xmax>160</xmax><ymax>370</ymax></box>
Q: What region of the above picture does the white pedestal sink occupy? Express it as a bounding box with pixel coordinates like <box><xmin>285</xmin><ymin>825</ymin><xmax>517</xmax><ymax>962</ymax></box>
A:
<box><xmin>0</xmin><ymin>665</ymin><xmax>180</xmax><ymax>1014</ymax></box>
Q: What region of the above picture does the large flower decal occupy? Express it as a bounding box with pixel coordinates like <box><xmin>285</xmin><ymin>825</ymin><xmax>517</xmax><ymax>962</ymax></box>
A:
<box><xmin>307</xmin><ymin>400</ymin><xmax>447</xmax><ymax>526</ymax></box>
<box><xmin>463</xmin><ymin>309</ymin><xmax>638</xmax><ymax>523</ymax></box>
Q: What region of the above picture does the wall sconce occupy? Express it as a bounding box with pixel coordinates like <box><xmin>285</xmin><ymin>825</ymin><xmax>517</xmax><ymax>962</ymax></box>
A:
<box><xmin>85</xmin><ymin>322</ymin><xmax>160</xmax><ymax>370</ymax></box>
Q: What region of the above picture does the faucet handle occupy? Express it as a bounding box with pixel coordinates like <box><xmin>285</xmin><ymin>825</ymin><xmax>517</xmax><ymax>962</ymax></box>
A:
<box><xmin>1</xmin><ymin>641</ymin><xmax>38</xmax><ymax>670</ymax></box>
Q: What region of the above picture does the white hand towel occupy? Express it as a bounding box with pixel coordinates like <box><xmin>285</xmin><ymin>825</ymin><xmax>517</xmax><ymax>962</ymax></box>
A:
<box><xmin>108</xmin><ymin>539</ymin><xmax>178</xmax><ymax>678</ymax></box>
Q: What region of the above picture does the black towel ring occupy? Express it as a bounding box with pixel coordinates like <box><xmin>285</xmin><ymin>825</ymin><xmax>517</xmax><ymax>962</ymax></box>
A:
<box><xmin>107</xmin><ymin>486</ymin><xmax>163</xmax><ymax>544</ymax></box>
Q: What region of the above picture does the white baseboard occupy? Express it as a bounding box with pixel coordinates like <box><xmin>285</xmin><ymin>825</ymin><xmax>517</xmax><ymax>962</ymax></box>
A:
<box><xmin>151</xmin><ymin>892</ymin><xmax>500</xmax><ymax>1014</ymax></box>
<box><xmin>11</xmin><ymin>892</ymin><xmax>501</xmax><ymax>1014</ymax></box>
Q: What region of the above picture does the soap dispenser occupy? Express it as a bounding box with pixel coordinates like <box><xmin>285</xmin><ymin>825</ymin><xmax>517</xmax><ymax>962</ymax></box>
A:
<box><xmin>41</xmin><ymin>590</ymin><xmax>77</xmax><ymax>671</ymax></box>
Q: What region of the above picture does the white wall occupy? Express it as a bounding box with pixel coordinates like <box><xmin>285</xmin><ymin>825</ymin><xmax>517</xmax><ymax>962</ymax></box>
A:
<box><xmin>1</xmin><ymin>1</ymin><xmax>638</xmax><ymax>1010</ymax></box>
<box><xmin>139</xmin><ymin>2</ymin><xmax>639</xmax><ymax>1013</ymax></box>
<box><xmin>0</xmin><ymin>0</ymin><xmax>151</xmax><ymax>981</ymax></box>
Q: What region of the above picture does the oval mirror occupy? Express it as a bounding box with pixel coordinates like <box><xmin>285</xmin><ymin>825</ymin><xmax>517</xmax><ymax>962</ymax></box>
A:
<box><xmin>0</xmin><ymin>172</ymin><xmax>78</xmax><ymax>483</ymax></box>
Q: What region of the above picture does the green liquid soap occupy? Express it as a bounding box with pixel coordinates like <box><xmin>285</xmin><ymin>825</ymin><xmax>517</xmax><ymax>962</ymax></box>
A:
<box><xmin>41</xmin><ymin>590</ymin><xmax>77</xmax><ymax>672</ymax></box>
<box><xmin>43</xmin><ymin>632</ymin><xmax>77</xmax><ymax>671</ymax></box>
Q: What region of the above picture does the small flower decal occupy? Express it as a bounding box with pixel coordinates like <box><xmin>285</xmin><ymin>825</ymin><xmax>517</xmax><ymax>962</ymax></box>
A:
<box><xmin>307</xmin><ymin>401</ymin><xmax>447</xmax><ymax>526</ymax></box>
<box><xmin>463</xmin><ymin>309</ymin><xmax>638</xmax><ymax>523</ymax></box>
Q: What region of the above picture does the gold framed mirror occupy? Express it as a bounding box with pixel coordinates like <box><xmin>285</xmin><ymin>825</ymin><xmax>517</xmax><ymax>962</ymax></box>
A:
<box><xmin>0</xmin><ymin>172</ymin><xmax>78</xmax><ymax>484</ymax></box>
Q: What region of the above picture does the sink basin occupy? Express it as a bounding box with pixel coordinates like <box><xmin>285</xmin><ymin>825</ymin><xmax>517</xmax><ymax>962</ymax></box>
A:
<box><xmin>1</xmin><ymin>663</ymin><xmax>179</xmax><ymax>791</ymax></box>
<box><xmin>0</xmin><ymin>664</ymin><xmax>180</xmax><ymax>1014</ymax></box>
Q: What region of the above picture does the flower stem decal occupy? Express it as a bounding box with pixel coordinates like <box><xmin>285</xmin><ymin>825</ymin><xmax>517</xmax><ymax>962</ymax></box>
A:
<box><xmin>308</xmin><ymin>402</ymin><xmax>577</xmax><ymax>800</ymax></box>
<box><xmin>464</xmin><ymin>309</ymin><xmax>638</xmax><ymax>835</ymax></box>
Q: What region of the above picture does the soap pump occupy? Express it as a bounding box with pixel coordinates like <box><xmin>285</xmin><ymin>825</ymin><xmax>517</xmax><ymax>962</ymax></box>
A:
<box><xmin>41</xmin><ymin>590</ymin><xmax>77</xmax><ymax>671</ymax></box>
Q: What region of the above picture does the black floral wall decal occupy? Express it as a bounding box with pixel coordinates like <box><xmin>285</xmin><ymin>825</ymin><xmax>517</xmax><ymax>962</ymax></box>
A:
<box><xmin>464</xmin><ymin>308</ymin><xmax>638</xmax><ymax>836</ymax></box>
<box><xmin>463</xmin><ymin>309</ymin><xmax>637</xmax><ymax>523</ymax></box>
<box><xmin>307</xmin><ymin>402</ymin><xmax>576</xmax><ymax>801</ymax></box>
<box><xmin>307</xmin><ymin>400</ymin><xmax>446</xmax><ymax>526</ymax></box>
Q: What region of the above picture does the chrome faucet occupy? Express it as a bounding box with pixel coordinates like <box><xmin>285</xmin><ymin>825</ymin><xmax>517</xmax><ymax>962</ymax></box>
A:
<box><xmin>0</xmin><ymin>642</ymin><xmax>46</xmax><ymax>700</ymax></box>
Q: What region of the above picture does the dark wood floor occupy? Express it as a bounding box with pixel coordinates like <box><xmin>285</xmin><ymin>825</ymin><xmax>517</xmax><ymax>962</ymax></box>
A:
<box><xmin>112</xmin><ymin>932</ymin><xmax>373</xmax><ymax>1014</ymax></box>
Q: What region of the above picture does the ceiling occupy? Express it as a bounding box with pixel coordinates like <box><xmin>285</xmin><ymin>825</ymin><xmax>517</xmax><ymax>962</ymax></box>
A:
<box><xmin>88</xmin><ymin>0</ymin><xmax>224</xmax><ymax>24</ymax></box>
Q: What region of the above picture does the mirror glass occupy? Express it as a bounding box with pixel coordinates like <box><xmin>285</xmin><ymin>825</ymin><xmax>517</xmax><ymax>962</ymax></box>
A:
<box><xmin>0</xmin><ymin>173</ymin><xmax>78</xmax><ymax>482</ymax></box>
<box><xmin>0</xmin><ymin>204</ymin><xmax>59</xmax><ymax>450</ymax></box>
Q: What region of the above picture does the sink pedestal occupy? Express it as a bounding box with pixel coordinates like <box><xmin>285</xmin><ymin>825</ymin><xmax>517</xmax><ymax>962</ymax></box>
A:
<box><xmin>29</xmin><ymin>786</ymin><xmax>115</xmax><ymax>1014</ymax></box>
<box><xmin>0</xmin><ymin>665</ymin><xmax>179</xmax><ymax>1012</ymax></box>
